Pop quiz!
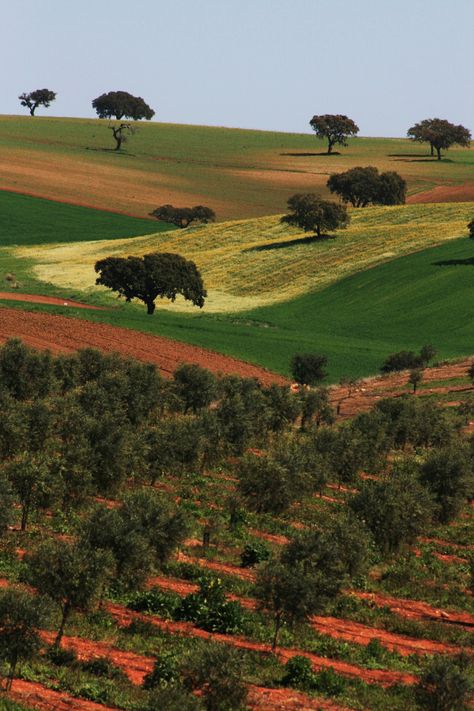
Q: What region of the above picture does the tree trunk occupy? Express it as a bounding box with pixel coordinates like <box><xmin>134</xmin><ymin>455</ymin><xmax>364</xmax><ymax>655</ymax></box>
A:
<box><xmin>272</xmin><ymin>613</ymin><xmax>283</xmax><ymax>651</ymax></box>
<box><xmin>5</xmin><ymin>654</ymin><xmax>18</xmax><ymax>692</ymax></box>
<box><xmin>21</xmin><ymin>503</ymin><xmax>29</xmax><ymax>532</ymax></box>
<box><xmin>54</xmin><ymin>601</ymin><xmax>71</xmax><ymax>647</ymax></box>
<box><xmin>146</xmin><ymin>300</ymin><xmax>156</xmax><ymax>315</ymax></box>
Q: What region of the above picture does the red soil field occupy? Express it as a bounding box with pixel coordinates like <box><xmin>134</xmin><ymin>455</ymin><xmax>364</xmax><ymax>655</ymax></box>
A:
<box><xmin>0</xmin><ymin>292</ymin><xmax>105</xmax><ymax>310</ymax></box>
<box><xmin>407</xmin><ymin>183</ymin><xmax>474</xmax><ymax>204</ymax></box>
<box><xmin>0</xmin><ymin>306</ymin><xmax>287</xmax><ymax>384</ymax></box>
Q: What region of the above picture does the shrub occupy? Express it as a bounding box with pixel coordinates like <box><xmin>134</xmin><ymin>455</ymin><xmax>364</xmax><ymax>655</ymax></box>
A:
<box><xmin>176</xmin><ymin>576</ymin><xmax>247</xmax><ymax>634</ymax></box>
<box><xmin>240</xmin><ymin>541</ymin><xmax>270</xmax><ymax>568</ymax></box>
<box><xmin>282</xmin><ymin>655</ymin><xmax>315</xmax><ymax>690</ymax></box>
<box><xmin>80</xmin><ymin>656</ymin><xmax>126</xmax><ymax>681</ymax></box>
<box><xmin>313</xmin><ymin>667</ymin><xmax>346</xmax><ymax>695</ymax></box>
<box><xmin>127</xmin><ymin>587</ymin><xmax>178</xmax><ymax>618</ymax></box>
<box><xmin>143</xmin><ymin>653</ymin><xmax>180</xmax><ymax>689</ymax></box>
<box><xmin>45</xmin><ymin>645</ymin><xmax>77</xmax><ymax>666</ymax></box>
<box><xmin>415</xmin><ymin>653</ymin><xmax>473</xmax><ymax>711</ymax></box>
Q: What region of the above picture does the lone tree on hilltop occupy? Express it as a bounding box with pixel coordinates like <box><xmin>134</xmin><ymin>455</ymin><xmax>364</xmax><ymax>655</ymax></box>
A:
<box><xmin>309</xmin><ymin>114</ymin><xmax>359</xmax><ymax>154</ymax></box>
<box><xmin>92</xmin><ymin>91</ymin><xmax>155</xmax><ymax>120</ymax></box>
<box><xmin>151</xmin><ymin>204</ymin><xmax>216</xmax><ymax>228</ymax></box>
<box><xmin>19</xmin><ymin>89</ymin><xmax>56</xmax><ymax>116</ymax></box>
<box><xmin>95</xmin><ymin>252</ymin><xmax>206</xmax><ymax>315</ymax></box>
<box><xmin>328</xmin><ymin>166</ymin><xmax>406</xmax><ymax>207</ymax></box>
<box><xmin>407</xmin><ymin>118</ymin><xmax>471</xmax><ymax>160</ymax></box>
<box><xmin>281</xmin><ymin>193</ymin><xmax>349</xmax><ymax>238</ymax></box>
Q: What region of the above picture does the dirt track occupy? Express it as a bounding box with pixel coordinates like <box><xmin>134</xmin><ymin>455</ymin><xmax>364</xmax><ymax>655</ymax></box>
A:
<box><xmin>0</xmin><ymin>306</ymin><xmax>287</xmax><ymax>384</ymax></box>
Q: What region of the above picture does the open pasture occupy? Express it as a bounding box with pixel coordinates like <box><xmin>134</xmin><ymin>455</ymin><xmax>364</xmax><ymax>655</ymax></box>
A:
<box><xmin>0</xmin><ymin>115</ymin><xmax>473</xmax><ymax>220</ymax></box>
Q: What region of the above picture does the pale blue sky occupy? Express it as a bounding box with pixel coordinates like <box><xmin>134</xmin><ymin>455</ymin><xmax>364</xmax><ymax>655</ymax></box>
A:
<box><xmin>2</xmin><ymin>0</ymin><xmax>473</xmax><ymax>136</ymax></box>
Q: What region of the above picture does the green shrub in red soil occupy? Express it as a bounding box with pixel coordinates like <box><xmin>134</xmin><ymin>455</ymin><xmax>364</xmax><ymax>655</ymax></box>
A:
<box><xmin>175</xmin><ymin>576</ymin><xmax>247</xmax><ymax>635</ymax></box>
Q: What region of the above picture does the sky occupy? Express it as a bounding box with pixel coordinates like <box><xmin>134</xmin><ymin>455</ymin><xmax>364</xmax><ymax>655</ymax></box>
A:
<box><xmin>2</xmin><ymin>0</ymin><xmax>473</xmax><ymax>137</ymax></box>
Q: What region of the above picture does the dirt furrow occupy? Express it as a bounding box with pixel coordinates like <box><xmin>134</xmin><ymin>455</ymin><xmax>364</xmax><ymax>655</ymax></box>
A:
<box><xmin>0</xmin><ymin>307</ymin><xmax>287</xmax><ymax>384</ymax></box>
<box><xmin>9</xmin><ymin>679</ymin><xmax>119</xmax><ymax>711</ymax></box>
<box><xmin>106</xmin><ymin>603</ymin><xmax>417</xmax><ymax>687</ymax></box>
<box><xmin>353</xmin><ymin>591</ymin><xmax>474</xmax><ymax>630</ymax></box>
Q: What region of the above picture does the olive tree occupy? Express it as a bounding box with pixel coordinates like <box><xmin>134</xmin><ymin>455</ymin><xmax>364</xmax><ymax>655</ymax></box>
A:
<box><xmin>24</xmin><ymin>540</ymin><xmax>112</xmax><ymax>646</ymax></box>
<box><xmin>0</xmin><ymin>589</ymin><xmax>49</xmax><ymax>691</ymax></box>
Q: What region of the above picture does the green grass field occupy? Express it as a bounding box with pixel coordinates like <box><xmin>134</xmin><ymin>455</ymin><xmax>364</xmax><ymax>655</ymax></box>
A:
<box><xmin>1</xmin><ymin>115</ymin><xmax>473</xmax><ymax>219</ymax></box>
<box><xmin>0</xmin><ymin>190</ymin><xmax>174</xmax><ymax>246</ymax></box>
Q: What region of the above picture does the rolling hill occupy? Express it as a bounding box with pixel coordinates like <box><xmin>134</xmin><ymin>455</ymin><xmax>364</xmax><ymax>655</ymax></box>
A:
<box><xmin>1</xmin><ymin>115</ymin><xmax>473</xmax><ymax>220</ymax></box>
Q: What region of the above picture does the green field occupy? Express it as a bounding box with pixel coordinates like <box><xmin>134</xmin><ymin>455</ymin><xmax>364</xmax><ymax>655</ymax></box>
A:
<box><xmin>0</xmin><ymin>115</ymin><xmax>473</xmax><ymax>220</ymax></box>
<box><xmin>0</xmin><ymin>190</ymin><xmax>173</xmax><ymax>246</ymax></box>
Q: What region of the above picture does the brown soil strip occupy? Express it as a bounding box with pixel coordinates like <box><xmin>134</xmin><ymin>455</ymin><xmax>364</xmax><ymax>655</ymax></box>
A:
<box><xmin>148</xmin><ymin>573</ymin><xmax>467</xmax><ymax>658</ymax></box>
<box><xmin>407</xmin><ymin>184</ymin><xmax>474</xmax><ymax>204</ymax></box>
<box><xmin>310</xmin><ymin>616</ymin><xmax>466</xmax><ymax>657</ymax></box>
<box><xmin>247</xmin><ymin>685</ymin><xmax>353</xmax><ymax>711</ymax></box>
<box><xmin>106</xmin><ymin>603</ymin><xmax>417</xmax><ymax>687</ymax></box>
<box><xmin>176</xmin><ymin>551</ymin><xmax>256</xmax><ymax>581</ymax></box>
<box><xmin>412</xmin><ymin>547</ymin><xmax>468</xmax><ymax>565</ymax></box>
<box><xmin>418</xmin><ymin>537</ymin><xmax>474</xmax><ymax>552</ymax></box>
<box><xmin>353</xmin><ymin>591</ymin><xmax>474</xmax><ymax>630</ymax></box>
<box><xmin>9</xmin><ymin>679</ymin><xmax>119</xmax><ymax>711</ymax></box>
<box><xmin>0</xmin><ymin>307</ymin><xmax>287</xmax><ymax>384</ymax></box>
<box><xmin>0</xmin><ymin>292</ymin><xmax>106</xmax><ymax>310</ymax></box>
<box><xmin>330</xmin><ymin>359</ymin><xmax>474</xmax><ymax>419</ymax></box>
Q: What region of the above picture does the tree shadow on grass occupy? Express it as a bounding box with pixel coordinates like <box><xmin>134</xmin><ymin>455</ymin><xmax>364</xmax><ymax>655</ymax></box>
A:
<box><xmin>85</xmin><ymin>147</ymin><xmax>136</xmax><ymax>156</ymax></box>
<box><xmin>433</xmin><ymin>257</ymin><xmax>474</xmax><ymax>267</ymax></box>
<box><xmin>243</xmin><ymin>234</ymin><xmax>336</xmax><ymax>253</ymax></box>
<box><xmin>387</xmin><ymin>154</ymin><xmax>453</xmax><ymax>163</ymax></box>
<box><xmin>280</xmin><ymin>151</ymin><xmax>341</xmax><ymax>157</ymax></box>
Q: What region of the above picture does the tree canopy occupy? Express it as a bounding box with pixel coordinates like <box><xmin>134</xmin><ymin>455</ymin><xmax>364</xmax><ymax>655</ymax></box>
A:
<box><xmin>281</xmin><ymin>193</ymin><xmax>349</xmax><ymax>238</ymax></box>
<box><xmin>92</xmin><ymin>91</ymin><xmax>155</xmax><ymax>120</ymax></box>
<box><xmin>309</xmin><ymin>114</ymin><xmax>359</xmax><ymax>154</ymax></box>
<box><xmin>18</xmin><ymin>89</ymin><xmax>56</xmax><ymax>116</ymax></box>
<box><xmin>95</xmin><ymin>252</ymin><xmax>207</xmax><ymax>315</ymax></box>
<box><xmin>407</xmin><ymin>118</ymin><xmax>471</xmax><ymax>160</ymax></box>
<box><xmin>327</xmin><ymin>166</ymin><xmax>406</xmax><ymax>207</ymax></box>
<box><xmin>151</xmin><ymin>205</ymin><xmax>216</xmax><ymax>228</ymax></box>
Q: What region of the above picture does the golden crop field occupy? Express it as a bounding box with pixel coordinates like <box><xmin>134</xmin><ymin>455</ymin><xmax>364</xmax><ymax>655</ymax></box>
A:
<box><xmin>17</xmin><ymin>202</ymin><xmax>473</xmax><ymax>313</ymax></box>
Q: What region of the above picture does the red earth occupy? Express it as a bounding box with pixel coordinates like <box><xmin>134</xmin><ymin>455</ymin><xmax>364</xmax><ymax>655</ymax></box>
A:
<box><xmin>0</xmin><ymin>305</ymin><xmax>287</xmax><ymax>383</ymax></box>
<box><xmin>0</xmin><ymin>292</ymin><xmax>106</xmax><ymax>310</ymax></box>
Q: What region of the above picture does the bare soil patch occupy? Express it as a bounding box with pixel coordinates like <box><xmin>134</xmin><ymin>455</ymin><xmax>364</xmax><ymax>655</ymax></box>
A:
<box><xmin>0</xmin><ymin>292</ymin><xmax>106</xmax><ymax>310</ymax></box>
<box><xmin>0</xmin><ymin>307</ymin><xmax>286</xmax><ymax>384</ymax></box>
<box><xmin>408</xmin><ymin>183</ymin><xmax>474</xmax><ymax>204</ymax></box>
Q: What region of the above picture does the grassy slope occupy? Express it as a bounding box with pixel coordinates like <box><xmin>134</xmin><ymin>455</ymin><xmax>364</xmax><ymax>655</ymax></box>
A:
<box><xmin>0</xmin><ymin>115</ymin><xmax>473</xmax><ymax>219</ymax></box>
<box><xmin>0</xmin><ymin>190</ymin><xmax>174</xmax><ymax>246</ymax></box>
<box><xmin>2</xmin><ymin>235</ymin><xmax>473</xmax><ymax>381</ymax></box>
<box><xmin>15</xmin><ymin>202</ymin><xmax>474</xmax><ymax>311</ymax></box>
